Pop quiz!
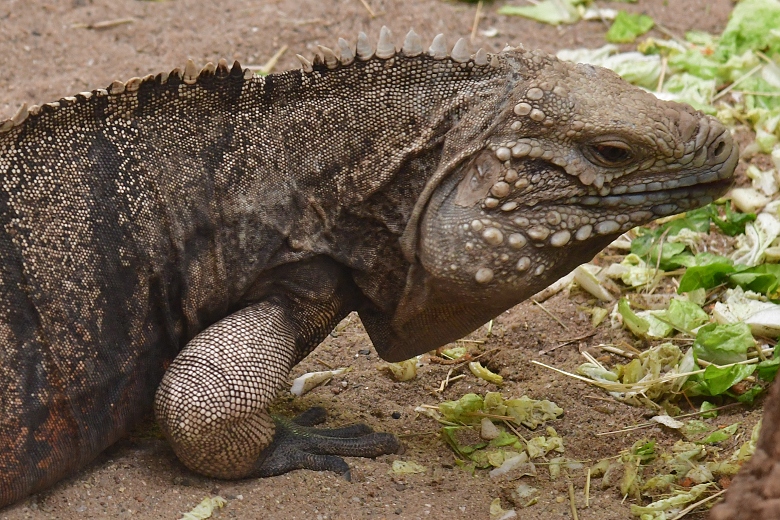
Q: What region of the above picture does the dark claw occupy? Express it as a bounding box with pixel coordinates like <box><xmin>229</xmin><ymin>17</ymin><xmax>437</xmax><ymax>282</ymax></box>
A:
<box><xmin>252</xmin><ymin>407</ymin><xmax>401</xmax><ymax>478</ymax></box>
<box><xmin>290</xmin><ymin>406</ymin><xmax>328</xmax><ymax>427</ymax></box>
<box><xmin>290</xmin><ymin>408</ymin><xmax>376</xmax><ymax>436</ymax></box>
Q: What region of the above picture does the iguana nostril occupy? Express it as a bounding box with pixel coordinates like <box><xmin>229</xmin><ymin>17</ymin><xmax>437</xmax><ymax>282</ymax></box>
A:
<box><xmin>713</xmin><ymin>140</ymin><xmax>726</xmax><ymax>158</ymax></box>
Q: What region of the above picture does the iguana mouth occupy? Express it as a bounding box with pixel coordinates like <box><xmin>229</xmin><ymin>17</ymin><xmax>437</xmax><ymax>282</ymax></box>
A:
<box><xmin>604</xmin><ymin>163</ymin><xmax>735</xmax><ymax>196</ymax></box>
<box><xmin>571</xmin><ymin>177</ymin><xmax>734</xmax><ymax>208</ymax></box>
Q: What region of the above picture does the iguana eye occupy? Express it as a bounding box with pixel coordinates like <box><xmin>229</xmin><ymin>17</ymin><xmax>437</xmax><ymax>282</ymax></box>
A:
<box><xmin>586</xmin><ymin>141</ymin><xmax>634</xmax><ymax>167</ymax></box>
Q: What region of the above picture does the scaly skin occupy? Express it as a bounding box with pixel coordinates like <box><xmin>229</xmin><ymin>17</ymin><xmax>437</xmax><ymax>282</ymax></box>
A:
<box><xmin>0</xmin><ymin>27</ymin><xmax>736</xmax><ymax>508</ymax></box>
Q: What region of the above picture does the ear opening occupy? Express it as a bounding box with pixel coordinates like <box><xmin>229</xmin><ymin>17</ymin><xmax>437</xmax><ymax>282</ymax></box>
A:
<box><xmin>399</xmin><ymin>152</ymin><xmax>477</xmax><ymax>262</ymax></box>
<box><xmin>399</xmin><ymin>112</ymin><xmax>506</xmax><ymax>262</ymax></box>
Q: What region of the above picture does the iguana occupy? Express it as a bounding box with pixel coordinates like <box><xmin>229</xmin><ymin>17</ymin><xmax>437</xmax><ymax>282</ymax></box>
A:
<box><xmin>0</xmin><ymin>27</ymin><xmax>737</xmax><ymax>508</ymax></box>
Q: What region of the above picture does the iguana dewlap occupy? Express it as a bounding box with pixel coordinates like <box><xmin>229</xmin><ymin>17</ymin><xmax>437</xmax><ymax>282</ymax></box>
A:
<box><xmin>0</xmin><ymin>27</ymin><xmax>737</xmax><ymax>508</ymax></box>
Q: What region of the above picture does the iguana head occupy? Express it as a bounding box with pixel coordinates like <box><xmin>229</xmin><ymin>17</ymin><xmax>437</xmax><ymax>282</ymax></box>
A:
<box><xmin>381</xmin><ymin>45</ymin><xmax>736</xmax><ymax>361</ymax></box>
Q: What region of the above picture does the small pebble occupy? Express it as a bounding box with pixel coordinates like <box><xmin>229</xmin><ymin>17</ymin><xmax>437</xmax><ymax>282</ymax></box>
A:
<box><xmin>392</xmin><ymin>411</ymin><xmax>402</xmax><ymax>419</ymax></box>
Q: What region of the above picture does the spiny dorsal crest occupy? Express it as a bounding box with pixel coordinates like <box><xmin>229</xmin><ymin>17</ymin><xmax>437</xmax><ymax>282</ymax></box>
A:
<box><xmin>297</xmin><ymin>27</ymin><xmax>498</xmax><ymax>71</ymax></box>
<box><xmin>0</xmin><ymin>27</ymin><xmax>517</xmax><ymax>134</ymax></box>
<box><xmin>0</xmin><ymin>58</ymin><xmax>249</xmax><ymax>134</ymax></box>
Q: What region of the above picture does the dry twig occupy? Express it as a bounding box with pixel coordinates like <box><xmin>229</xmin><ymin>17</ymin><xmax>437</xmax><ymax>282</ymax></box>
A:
<box><xmin>357</xmin><ymin>0</ymin><xmax>377</xmax><ymax>18</ymax></box>
<box><xmin>568</xmin><ymin>482</ymin><xmax>579</xmax><ymax>520</ymax></box>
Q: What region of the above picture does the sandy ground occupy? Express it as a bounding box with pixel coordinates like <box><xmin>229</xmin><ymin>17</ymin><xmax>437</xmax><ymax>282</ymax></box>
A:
<box><xmin>0</xmin><ymin>1</ymin><xmax>754</xmax><ymax>519</ymax></box>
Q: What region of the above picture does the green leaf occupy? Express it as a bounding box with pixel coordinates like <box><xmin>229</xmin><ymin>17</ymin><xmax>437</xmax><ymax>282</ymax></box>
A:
<box><xmin>735</xmin><ymin>421</ymin><xmax>762</xmax><ymax>462</ymax></box>
<box><xmin>655</xmin><ymin>243</ymin><xmax>689</xmax><ymax>270</ymax></box>
<box><xmin>483</xmin><ymin>391</ymin><xmax>507</xmax><ymax>416</ymax></box>
<box><xmin>698</xmin><ymin>422</ymin><xmax>740</xmax><ymax>444</ymax></box>
<box><xmin>757</xmin><ymin>345</ymin><xmax>780</xmax><ymax>381</ymax></box>
<box><xmin>440</xmin><ymin>346</ymin><xmax>468</xmax><ymax>360</ymax></box>
<box><xmin>630</xmin><ymin>484</ymin><xmax>710</xmax><ymax>516</ymax></box>
<box><xmin>676</xmin><ymin>256</ymin><xmax>780</xmax><ymax>297</ymax></box>
<box><xmin>504</xmin><ymin>396</ymin><xmax>564</xmax><ymax>429</ymax></box>
<box><xmin>733</xmin><ymin>384</ymin><xmax>765</xmax><ymax>404</ymax></box>
<box><xmin>716</xmin><ymin>0</ymin><xmax>780</xmax><ymax>60</ymax></box>
<box><xmin>685</xmin><ymin>363</ymin><xmax>756</xmax><ymax>397</ymax></box>
<box><xmin>630</xmin><ymin>232</ymin><xmax>693</xmax><ymax>270</ymax></box>
<box><xmin>440</xmin><ymin>426</ymin><xmax>487</xmax><ymax>458</ymax></box>
<box><xmin>729</xmin><ymin>272</ymin><xmax>780</xmax><ymax>295</ymax></box>
<box><xmin>678</xmin><ymin>255</ymin><xmax>736</xmax><ymax>292</ymax></box>
<box><xmin>640</xmin><ymin>311</ymin><xmax>675</xmax><ymax>339</ymax></box>
<box><xmin>391</xmin><ymin>460</ymin><xmax>427</xmax><ymax>474</ymax></box>
<box><xmin>693</xmin><ymin>322</ymin><xmax>754</xmax><ymax>365</ymax></box>
<box><xmin>629</xmin><ymin>230</ymin><xmax>656</xmax><ymax>257</ymax></box>
<box><xmin>685</xmin><ymin>30</ymin><xmax>718</xmax><ymax>47</ymax></box>
<box><xmin>631</xmin><ymin>206</ymin><xmax>710</xmax><ymax>264</ymax></box>
<box><xmin>663</xmin><ymin>73</ymin><xmax>717</xmax><ymax>113</ymax></box>
<box><xmin>618</xmin><ymin>298</ymin><xmax>649</xmax><ymax>337</ymax></box>
<box><xmin>681</xmin><ymin>419</ymin><xmax>711</xmax><ymax>439</ymax></box>
<box><xmin>469</xmin><ymin>361</ymin><xmax>503</xmax><ymax>385</ymax></box>
<box><xmin>668</xmin><ymin>207</ymin><xmax>717</xmax><ymax>234</ymax></box>
<box><xmin>633</xmin><ymin>440</ymin><xmax>657</xmax><ymax>462</ymax></box>
<box><xmin>497</xmin><ymin>0</ymin><xmax>582</xmax><ymax>25</ymax></box>
<box><xmin>730</xmin><ymin>264</ymin><xmax>780</xmax><ymax>297</ymax></box>
<box><xmin>526</xmin><ymin>432</ymin><xmax>565</xmax><ymax>459</ymax></box>
<box><xmin>488</xmin><ymin>431</ymin><xmax>521</xmax><ymax>448</ymax></box>
<box><xmin>439</xmin><ymin>393</ymin><xmax>484</xmax><ymax>424</ymax></box>
<box><xmin>630</xmin><ymin>204</ymin><xmax>752</xmax><ymax>275</ymax></box>
<box><xmin>710</xmin><ymin>202</ymin><xmax>756</xmax><ymax>236</ymax></box>
<box><xmin>620</xmin><ymin>358</ymin><xmax>644</xmax><ymax>385</ymax></box>
<box><xmin>700</xmin><ymin>401</ymin><xmax>718</xmax><ymax>419</ymax></box>
<box><xmin>667</xmin><ymin>47</ymin><xmax>722</xmax><ymax>80</ymax></box>
<box><xmin>664</xmin><ymin>299</ymin><xmax>709</xmax><ymax>334</ymax></box>
<box><xmin>606</xmin><ymin>11</ymin><xmax>655</xmax><ymax>43</ymax></box>
<box><xmin>180</xmin><ymin>497</ymin><xmax>227</xmax><ymax>520</ymax></box>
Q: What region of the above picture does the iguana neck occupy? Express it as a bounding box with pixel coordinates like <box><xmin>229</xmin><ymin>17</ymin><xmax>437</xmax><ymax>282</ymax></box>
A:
<box><xmin>137</xmin><ymin>55</ymin><xmax>507</xmax><ymax>334</ymax></box>
<box><xmin>216</xmin><ymin>56</ymin><xmax>508</xmax><ymax>314</ymax></box>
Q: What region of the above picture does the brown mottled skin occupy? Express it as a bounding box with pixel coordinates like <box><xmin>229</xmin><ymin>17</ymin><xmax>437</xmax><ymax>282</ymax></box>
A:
<box><xmin>0</xmin><ymin>28</ymin><xmax>737</xmax><ymax>509</ymax></box>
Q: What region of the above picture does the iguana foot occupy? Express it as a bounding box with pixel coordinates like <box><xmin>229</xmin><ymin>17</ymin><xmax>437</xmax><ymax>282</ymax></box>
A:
<box><xmin>253</xmin><ymin>407</ymin><xmax>401</xmax><ymax>480</ymax></box>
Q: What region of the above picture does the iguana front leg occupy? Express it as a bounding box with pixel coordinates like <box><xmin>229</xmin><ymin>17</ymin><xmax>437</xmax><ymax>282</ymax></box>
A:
<box><xmin>154</xmin><ymin>301</ymin><xmax>399</xmax><ymax>480</ymax></box>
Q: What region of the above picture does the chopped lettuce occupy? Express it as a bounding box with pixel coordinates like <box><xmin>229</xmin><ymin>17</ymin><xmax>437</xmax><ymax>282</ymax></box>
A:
<box><xmin>715</xmin><ymin>0</ymin><xmax>780</xmax><ymax>60</ymax></box>
<box><xmin>732</xmin><ymin>212</ymin><xmax>780</xmax><ymax>267</ymax></box>
<box><xmin>497</xmin><ymin>0</ymin><xmax>583</xmax><ymax>25</ymax></box>
<box><xmin>685</xmin><ymin>363</ymin><xmax>756</xmax><ymax>397</ymax></box>
<box><xmin>469</xmin><ymin>361</ymin><xmax>504</xmax><ymax>385</ymax></box>
<box><xmin>693</xmin><ymin>322</ymin><xmax>754</xmax><ymax>365</ymax></box>
<box><xmin>606</xmin><ymin>11</ymin><xmax>654</xmax><ymax>43</ymax></box>
<box><xmin>698</xmin><ymin>422</ymin><xmax>740</xmax><ymax>444</ymax></box>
